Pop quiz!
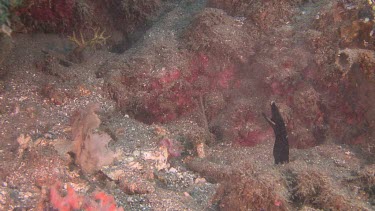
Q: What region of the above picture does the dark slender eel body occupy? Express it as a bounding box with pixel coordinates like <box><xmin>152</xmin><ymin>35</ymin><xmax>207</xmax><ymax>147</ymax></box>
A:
<box><xmin>262</xmin><ymin>101</ymin><xmax>289</xmax><ymax>164</ymax></box>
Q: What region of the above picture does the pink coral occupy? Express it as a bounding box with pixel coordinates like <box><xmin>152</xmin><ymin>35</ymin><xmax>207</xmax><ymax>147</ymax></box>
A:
<box><xmin>159</xmin><ymin>69</ymin><xmax>181</xmax><ymax>86</ymax></box>
<box><xmin>235</xmin><ymin>129</ymin><xmax>272</xmax><ymax>147</ymax></box>
<box><xmin>140</xmin><ymin>53</ymin><xmax>238</xmax><ymax>124</ymax></box>
<box><xmin>216</xmin><ymin>67</ymin><xmax>235</xmax><ymax>89</ymax></box>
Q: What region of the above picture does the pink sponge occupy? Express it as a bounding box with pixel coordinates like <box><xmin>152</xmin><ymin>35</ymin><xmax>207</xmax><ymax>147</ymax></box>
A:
<box><xmin>50</xmin><ymin>184</ymin><xmax>83</xmax><ymax>211</ymax></box>
<box><xmin>50</xmin><ymin>183</ymin><xmax>124</xmax><ymax>211</ymax></box>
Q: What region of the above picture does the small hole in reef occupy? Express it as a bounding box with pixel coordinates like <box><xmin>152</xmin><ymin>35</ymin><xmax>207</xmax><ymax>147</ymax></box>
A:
<box><xmin>338</xmin><ymin>53</ymin><xmax>349</xmax><ymax>68</ymax></box>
